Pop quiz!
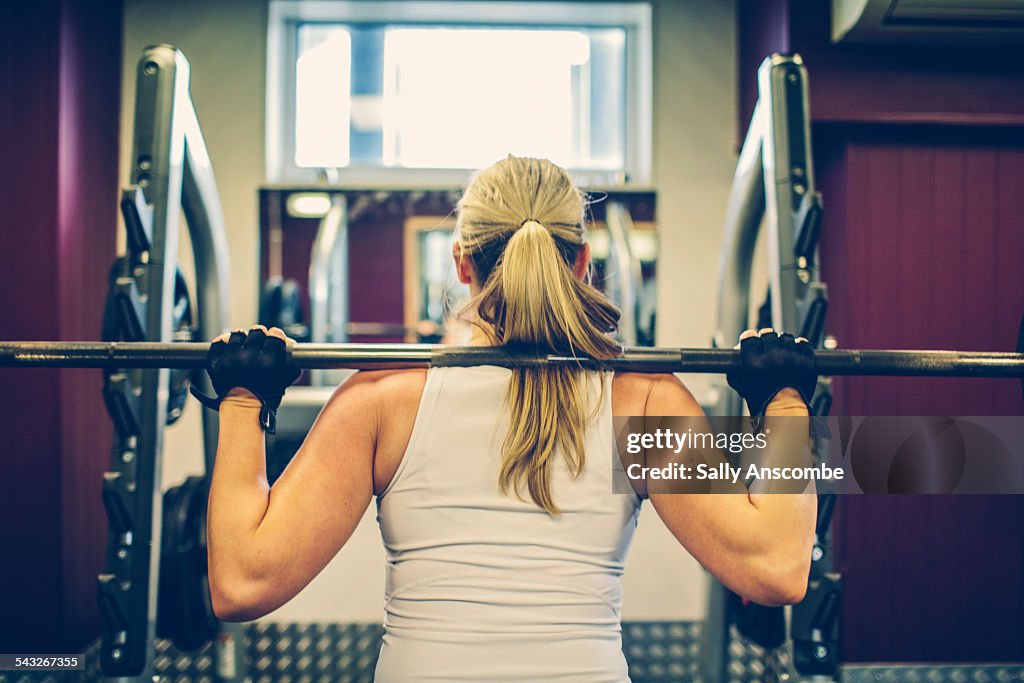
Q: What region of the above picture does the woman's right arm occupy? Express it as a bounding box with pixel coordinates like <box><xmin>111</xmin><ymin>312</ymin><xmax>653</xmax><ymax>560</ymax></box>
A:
<box><xmin>207</xmin><ymin>371</ymin><xmax>379</xmax><ymax>621</ymax></box>
<box><xmin>645</xmin><ymin>374</ymin><xmax>816</xmax><ymax>606</ymax></box>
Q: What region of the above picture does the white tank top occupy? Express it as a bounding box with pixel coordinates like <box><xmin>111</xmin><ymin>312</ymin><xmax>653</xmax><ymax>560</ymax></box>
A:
<box><xmin>374</xmin><ymin>366</ymin><xmax>641</xmax><ymax>683</ymax></box>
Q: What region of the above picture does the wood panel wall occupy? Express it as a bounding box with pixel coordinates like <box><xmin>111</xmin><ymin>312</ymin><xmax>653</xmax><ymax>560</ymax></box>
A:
<box><xmin>0</xmin><ymin>0</ymin><xmax>122</xmax><ymax>651</ymax></box>
<box><xmin>818</xmin><ymin>133</ymin><xmax>1024</xmax><ymax>662</ymax></box>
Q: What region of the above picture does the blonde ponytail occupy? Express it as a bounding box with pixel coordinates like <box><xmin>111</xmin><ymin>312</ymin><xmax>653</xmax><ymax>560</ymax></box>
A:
<box><xmin>456</xmin><ymin>156</ymin><xmax>622</xmax><ymax>514</ymax></box>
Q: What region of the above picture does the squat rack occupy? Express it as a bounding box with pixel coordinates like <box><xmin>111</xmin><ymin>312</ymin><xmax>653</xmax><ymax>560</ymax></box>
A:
<box><xmin>706</xmin><ymin>52</ymin><xmax>834</xmax><ymax>683</ymax></box>
<box><xmin>97</xmin><ymin>45</ymin><xmax>245</xmax><ymax>682</ymax></box>
<box><xmin>8</xmin><ymin>45</ymin><xmax>1022</xmax><ymax>683</ymax></box>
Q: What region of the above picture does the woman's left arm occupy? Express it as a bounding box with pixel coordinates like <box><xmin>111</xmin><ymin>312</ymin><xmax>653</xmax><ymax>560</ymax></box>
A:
<box><xmin>207</xmin><ymin>371</ymin><xmax>379</xmax><ymax>622</ymax></box>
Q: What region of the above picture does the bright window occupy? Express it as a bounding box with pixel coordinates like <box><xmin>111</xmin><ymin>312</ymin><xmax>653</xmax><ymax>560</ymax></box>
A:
<box><xmin>267</xmin><ymin>2</ymin><xmax>651</xmax><ymax>184</ymax></box>
<box><xmin>381</xmin><ymin>28</ymin><xmax>624</xmax><ymax>170</ymax></box>
<box><xmin>294</xmin><ymin>26</ymin><xmax>351</xmax><ymax>168</ymax></box>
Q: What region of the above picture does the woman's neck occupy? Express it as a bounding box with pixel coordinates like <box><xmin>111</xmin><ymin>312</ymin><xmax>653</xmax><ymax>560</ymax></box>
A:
<box><xmin>440</xmin><ymin>312</ymin><xmax>494</xmax><ymax>346</ymax></box>
<box><xmin>467</xmin><ymin>325</ymin><xmax>493</xmax><ymax>346</ymax></box>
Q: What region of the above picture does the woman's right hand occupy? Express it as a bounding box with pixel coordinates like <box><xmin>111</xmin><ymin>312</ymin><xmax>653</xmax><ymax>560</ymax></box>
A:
<box><xmin>190</xmin><ymin>325</ymin><xmax>301</xmax><ymax>433</ymax></box>
<box><xmin>725</xmin><ymin>327</ymin><xmax>817</xmax><ymax>417</ymax></box>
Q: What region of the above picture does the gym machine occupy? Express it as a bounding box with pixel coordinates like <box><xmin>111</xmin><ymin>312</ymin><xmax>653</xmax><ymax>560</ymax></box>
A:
<box><xmin>703</xmin><ymin>53</ymin><xmax>835</xmax><ymax>683</ymax></box>
<box><xmin>97</xmin><ymin>45</ymin><xmax>244</xmax><ymax>681</ymax></box>
<box><xmin>307</xmin><ymin>194</ymin><xmax>350</xmax><ymax>387</ymax></box>
<box><xmin>604</xmin><ymin>201</ymin><xmax>647</xmax><ymax>347</ymax></box>
<box><xmin>4</xmin><ymin>43</ymin><xmax>1022</xmax><ymax>682</ymax></box>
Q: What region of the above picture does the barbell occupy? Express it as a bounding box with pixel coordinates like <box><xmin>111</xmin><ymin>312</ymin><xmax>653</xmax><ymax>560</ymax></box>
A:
<box><xmin>2</xmin><ymin>341</ymin><xmax>1023</xmax><ymax>378</ymax></box>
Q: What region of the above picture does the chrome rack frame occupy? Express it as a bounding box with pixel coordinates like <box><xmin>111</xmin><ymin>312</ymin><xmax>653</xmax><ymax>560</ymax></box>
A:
<box><xmin>99</xmin><ymin>45</ymin><xmax>243</xmax><ymax>682</ymax></box>
<box><xmin>705</xmin><ymin>52</ymin><xmax>837</xmax><ymax>683</ymax></box>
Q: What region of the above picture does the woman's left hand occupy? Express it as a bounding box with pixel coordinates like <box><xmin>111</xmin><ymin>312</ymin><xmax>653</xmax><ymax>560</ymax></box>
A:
<box><xmin>726</xmin><ymin>327</ymin><xmax>817</xmax><ymax>418</ymax></box>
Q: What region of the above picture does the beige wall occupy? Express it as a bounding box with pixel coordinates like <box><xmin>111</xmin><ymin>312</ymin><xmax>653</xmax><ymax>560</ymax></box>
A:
<box><xmin>121</xmin><ymin>0</ymin><xmax>741</xmax><ymax>623</ymax></box>
<box><xmin>626</xmin><ymin>0</ymin><xmax>740</xmax><ymax>621</ymax></box>
<box><xmin>120</xmin><ymin>0</ymin><xmax>269</xmax><ymax>329</ymax></box>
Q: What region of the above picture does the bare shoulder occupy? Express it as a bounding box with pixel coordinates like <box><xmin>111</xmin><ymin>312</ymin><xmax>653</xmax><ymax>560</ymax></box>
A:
<box><xmin>332</xmin><ymin>369</ymin><xmax>427</xmax><ymax>494</ymax></box>
<box><xmin>333</xmin><ymin>368</ymin><xmax>427</xmax><ymax>399</ymax></box>
<box><xmin>344</xmin><ymin>368</ymin><xmax>427</xmax><ymax>387</ymax></box>
<box><xmin>318</xmin><ymin>368</ymin><xmax>427</xmax><ymax>424</ymax></box>
<box><xmin>612</xmin><ymin>372</ymin><xmax>703</xmax><ymax>417</ymax></box>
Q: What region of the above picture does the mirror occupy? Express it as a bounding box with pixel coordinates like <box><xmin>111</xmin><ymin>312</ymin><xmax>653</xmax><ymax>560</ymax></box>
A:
<box><xmin>258</xmin><ymin>186</ymin><xmax>658</xmax><ymax>384</ymax></box>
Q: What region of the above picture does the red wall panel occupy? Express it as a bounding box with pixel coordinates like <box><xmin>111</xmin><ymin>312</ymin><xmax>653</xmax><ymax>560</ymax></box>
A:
<box><xmin>0</xmin><ymin>0</ymin><xmax>64</xmax><ymax>651</ymax></box>
<box><xmin>0</xmin><ymin>0</ymin><xmax>121</xmax><ymax>651</ymax></box>
<box><xmin>56</xmin><ymin>0</ymin><xmax>123</xmax><ymax>648</ymax></box>
<box><xmin>819</xmin><ymin>135</ymin><xmax>1024</xmax><ymax>662</ymax></box>
<box><xmin>823</xmin><ymin>140</ymin><xmax>1024</xmax><ymax>416</ymax></box>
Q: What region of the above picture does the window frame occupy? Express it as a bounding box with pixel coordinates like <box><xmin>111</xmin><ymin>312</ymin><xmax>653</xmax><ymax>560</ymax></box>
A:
<box><xmin>266</xmin><ymin>0</ymin><xmax>653</xmax><ymax>186</ymax></box>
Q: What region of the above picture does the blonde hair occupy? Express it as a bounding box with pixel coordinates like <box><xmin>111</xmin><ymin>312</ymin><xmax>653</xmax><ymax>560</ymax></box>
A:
<box><xmin>456</xmin><ymin>156</ymin><xmax>622</xmax><ymax>514</ymax></box>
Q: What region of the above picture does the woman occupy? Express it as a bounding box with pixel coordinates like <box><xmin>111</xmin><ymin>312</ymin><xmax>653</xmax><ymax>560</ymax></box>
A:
<box><xmin>195</xmin><ymin>157</ymin><xmax>817</xmax><ymax>682</ymax></box>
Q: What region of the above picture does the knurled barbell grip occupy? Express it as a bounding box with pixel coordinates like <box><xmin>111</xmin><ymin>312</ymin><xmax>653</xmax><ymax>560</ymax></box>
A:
<box><xmin>1</xmin><ymin>341</ymin><xmax>1023</xmax><ymax>378</ymax></box>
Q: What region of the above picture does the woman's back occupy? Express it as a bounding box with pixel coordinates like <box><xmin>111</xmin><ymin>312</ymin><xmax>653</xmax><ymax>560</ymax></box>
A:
<box><xmin>202</xmin><ymin>156</ymin><xmax>814</xmax><ymax>680</ymax></box>
<box><xmin>374</xmin><ymin>365</ymin><xmax>641</xmax><ymax>682</ymax></box>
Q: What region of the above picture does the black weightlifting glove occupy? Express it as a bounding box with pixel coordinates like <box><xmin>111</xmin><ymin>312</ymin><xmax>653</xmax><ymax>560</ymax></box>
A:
<box><xmin>189</xmin><ymin>328</ymin><xmax>301</xmax><ymax>434</ymax></box>
<box><xmin>726</xmin><ymin>330</ymin><xmax>817</xmax><ymax>422</ymax></box>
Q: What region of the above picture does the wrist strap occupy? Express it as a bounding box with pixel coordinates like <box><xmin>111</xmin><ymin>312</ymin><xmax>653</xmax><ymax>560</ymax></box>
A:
<box><xmin>189</xmin><ymin>385</ymin><xmax>221</xmax><ymax>412</ymax></box>
<box><xmin>259</xmin><ymin>405</ymin><xmax>277</xmax><ymax>434</ymax></box>
<box><xmin>749</xmin><ymin>386</ymin><xmax>812</xmax><ymax>432</ymax></box>
<box><xmin>189</xmin><ymin>386</ymin><xmax>279</xmax><ymax>435</ymax></box>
